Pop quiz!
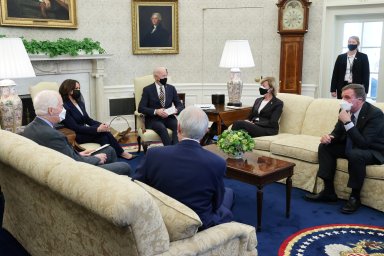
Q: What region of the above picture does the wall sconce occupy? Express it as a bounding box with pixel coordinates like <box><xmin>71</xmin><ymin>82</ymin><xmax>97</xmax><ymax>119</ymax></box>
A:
<box><xmin>219</xmin><ymin>40</ymin><xmax>255</xmax><ymax>107</ymax></box>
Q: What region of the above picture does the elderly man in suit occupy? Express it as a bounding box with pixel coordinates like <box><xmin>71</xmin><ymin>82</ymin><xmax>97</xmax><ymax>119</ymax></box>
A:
<box><xmin>22</xmin><ymin>90</ymin><xmax>131</xmax><ymax>176</ymax></box>
<box><xmin>305</xmin><ymin>84</ymin><xmax>384</xmax><ymax>213</ymax></box>
<box><xmin>133</xmin><ymin>106</ymin><xmax>234</xmax><ymax>230</ymax></box>
<box><xmin>138</xmin><ymin>67</ymin><xmax>184</xmax><ymax>145</ymax></box>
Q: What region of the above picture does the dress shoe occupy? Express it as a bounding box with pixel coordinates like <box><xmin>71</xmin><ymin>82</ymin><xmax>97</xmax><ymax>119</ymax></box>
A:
<box><xmin>341</xmin><ymin>196</ymin><xmax>361</xmax><ymax>214</ymax></box>
<box><xmin>304</xmin><ymin>191</ymin><xmax>338</xmax><ymax>203</ymax></box>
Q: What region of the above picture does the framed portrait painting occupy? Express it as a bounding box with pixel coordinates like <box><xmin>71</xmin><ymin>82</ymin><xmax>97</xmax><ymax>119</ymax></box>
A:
<box><xmin>0</xmin><ymin>0</ymin><xmax>77</xmax><ymax>28</ymax></box>
<box><xmin>132</xmin><ymin>0</ymin><xmax>178</xmax><ymax>54</ymax></box>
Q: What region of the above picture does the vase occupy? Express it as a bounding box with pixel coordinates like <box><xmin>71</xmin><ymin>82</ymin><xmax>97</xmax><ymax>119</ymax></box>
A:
<box><xmin>228</xmin><ymin>151</ymin><xmax>244</xmax><ymax>159</ymax></box>
<box><xmin>0</xmin><ymin>82</ymin><xmax>23</xmax><ymax>133</ymax></box>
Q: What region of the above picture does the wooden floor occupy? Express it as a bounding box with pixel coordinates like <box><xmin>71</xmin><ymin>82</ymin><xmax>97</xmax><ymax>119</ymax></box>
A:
<box><xmin>119</xmin><ymin>132</ymin><xmax>138</xmax><ymax>144</ymax></box>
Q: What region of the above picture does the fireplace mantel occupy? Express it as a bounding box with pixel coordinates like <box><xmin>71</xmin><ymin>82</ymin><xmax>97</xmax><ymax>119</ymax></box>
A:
<box><xmin>24</xmin><ymin>54</ymin><xmax>112</xmax><ymax>120</ymax></box>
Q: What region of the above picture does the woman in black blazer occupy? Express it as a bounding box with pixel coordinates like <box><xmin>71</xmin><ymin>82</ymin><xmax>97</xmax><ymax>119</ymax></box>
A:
<box><xmin>330</xmin><ymin>36</ymin><xmax>370</xmax><ymax>99</ymax></box>
<box><xmin>232</xmin><ymin>76</ymin><xmax>283</xmax><ymax>137</ymax></box>
<box><xmin>59</xmin><ymin>79</ymin><xmax>136</xmax><ymax>160</ymax></box>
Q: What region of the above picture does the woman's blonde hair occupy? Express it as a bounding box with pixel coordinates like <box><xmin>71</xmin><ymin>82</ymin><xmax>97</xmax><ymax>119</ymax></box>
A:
<box><xmin>259</xmin><ymin>76</ymin><xmax>278</xmax><ymax>96</ymax></box>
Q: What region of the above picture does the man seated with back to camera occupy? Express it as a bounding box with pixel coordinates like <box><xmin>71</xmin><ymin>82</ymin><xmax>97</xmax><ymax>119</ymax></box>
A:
<box><xmin>22</xmin><ymin>90</ymin><xmax>132</xmax><ymax>176</ymax></box>
<box><xmin>133</xmin><ymin>106</ymin><xmax>234</xmax><ymax>230</ymax></box>
<box><xmin>305</xmin><ymin>84</ymin><xmax>384</xmax><ymax>214</ymax></box>
<box><xmin>138</xmin><ymin>67</ymin><xmax>184</xmax><ymax>145</ymax></box>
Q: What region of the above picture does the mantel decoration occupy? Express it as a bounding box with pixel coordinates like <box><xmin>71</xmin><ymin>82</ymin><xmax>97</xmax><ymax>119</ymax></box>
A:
<box><xmin>21</xmin><ymin>37</ymin><xmax>106</xmax><ymax>57</ymax></box>
<box><xmin>217</xmin><ymin>130</ymin><xmax>255</xmax><ymax>159</ymax></box>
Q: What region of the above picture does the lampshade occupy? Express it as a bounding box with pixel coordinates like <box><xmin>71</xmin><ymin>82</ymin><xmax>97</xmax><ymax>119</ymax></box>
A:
<box><xmin>0</xmin><ymin>38</ymin><xmax>36</xmax><ymax>80</ymax></box>
<box><xmin>219</xmin><ymin>40</ymin><xmax>255</xmax><ymax>69</ymax></box>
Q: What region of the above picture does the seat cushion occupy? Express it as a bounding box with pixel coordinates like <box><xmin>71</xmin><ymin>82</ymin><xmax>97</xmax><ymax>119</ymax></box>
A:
<box><xmin>253</xmin><ymin>133</ymin><xmax>295</xmax><ymax>151</ymax></box>
<box><xmin>134</xmin><ymin>181</ymin><xmax>202</xmax><ymax>242</ymax></box>
<box><xmin>336</xmin><ymin>158</ymin><xmax>384</xmax><ymax>179</ymax></box>
<box><xmin>270</xmin><ymin>134</ymin><xmax>321</xmax><ymax>163</ymax></box>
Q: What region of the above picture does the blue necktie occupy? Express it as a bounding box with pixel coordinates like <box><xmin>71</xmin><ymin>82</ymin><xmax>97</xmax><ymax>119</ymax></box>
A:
<box><xmin>345</xmin><ymin>114</ymin><xmax>356</xmax><ymax>155</ymax></box>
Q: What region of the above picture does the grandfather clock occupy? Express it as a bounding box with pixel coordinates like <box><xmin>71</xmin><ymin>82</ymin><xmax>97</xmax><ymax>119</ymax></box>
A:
<box><xmin>277</xmin><ymin>0</ymin><xmax>311</xmax><ymax>94</ymax></box>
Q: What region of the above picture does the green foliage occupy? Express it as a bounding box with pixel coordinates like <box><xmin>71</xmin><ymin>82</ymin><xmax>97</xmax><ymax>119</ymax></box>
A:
<box><xmin>217</xmin><ymin>130</ymin><xmax>255</xmax><ymax>155</ymax></box>
<box><xmin>21</xmin><ymin>37</ymin><xmax>106</xmax><ymax>57</ymax></box>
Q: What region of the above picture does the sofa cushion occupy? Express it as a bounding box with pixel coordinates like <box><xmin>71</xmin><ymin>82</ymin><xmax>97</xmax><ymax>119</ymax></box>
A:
<box><xmin>336</xmin><ymin>158</ymin><xmax>384</xmax><ymax>179</ymax></box>
<box><xmin>301</xmin><ymin>98</ymin><xmax>340</xmax><ymax>136</ymax></box>
<box><xmin>134</xmin><ymin>181</ymin><xmax>202</xmax><ymax>242</ymax></box>
<box><xmin>277</xmin><ymin>93</ymin><xmax>313</xmax><ymax>134</ymax></box>
<box><xmin>270</xmin><ymin>134</ymin><xmax>321</xmax><ymax>163</ymax></box>
<box><xmin>253</xmin><ymin>133</ymin><xmax>294</xmax><ymax>151</ymax></box>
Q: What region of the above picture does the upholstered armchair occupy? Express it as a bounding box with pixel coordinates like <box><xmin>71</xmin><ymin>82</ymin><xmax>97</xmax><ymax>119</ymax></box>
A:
<box><xmin>133</xmin><ymin>75</ymin><xmax>172</xmax><ymax>153</ymax></box>
<box><xmin>29</xmin><ymin>82</ymin><xmax>100</xmax><ymax>151</ymax></box>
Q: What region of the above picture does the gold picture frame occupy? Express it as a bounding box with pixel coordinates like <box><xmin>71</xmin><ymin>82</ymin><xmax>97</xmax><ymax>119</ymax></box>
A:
<box><xmin>132</xmin><ymin>0</ymin><xmax>178</xmax><ymax>54</ymax></box>
<box><xmin>0</xmin><ymin>0</ymin><xmax>77</xmax><ymax>29</ymax></box>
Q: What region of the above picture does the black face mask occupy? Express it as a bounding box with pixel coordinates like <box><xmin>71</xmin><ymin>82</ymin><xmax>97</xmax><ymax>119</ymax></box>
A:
<box><xmin>259</xmin><ymin>87</ymin><xmax>269</xmax><ymax>95</ymax></box>
<box><xmin>159</xmin><ymin>78</ymin><xmax>167</xmax><ymax>86</ymax></box>
<box><xmin>348</xmin><ymin>44</ymin><xmax>358</xmax><ymax>51</ymax></box>
<box><xmin>72</xmin><ymin>89</ymin><xmax>81</xmax><ymax>100</ymax></box>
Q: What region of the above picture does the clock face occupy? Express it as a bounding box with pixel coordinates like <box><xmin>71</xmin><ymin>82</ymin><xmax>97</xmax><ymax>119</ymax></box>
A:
<box><xmin>282</xmin><ymin>0</ymin><xmax>304</xmax><ymax>30</ymax></box>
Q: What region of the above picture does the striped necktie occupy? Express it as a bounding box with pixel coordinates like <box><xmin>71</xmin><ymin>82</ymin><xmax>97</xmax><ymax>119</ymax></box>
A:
<box><xmin>345</xmin><ymin>114</ymin><xmax>356</xmax><ymax>155</ymax></box>
<box><xmin>159</xmin><ymin>85</ymin><xmax>165</xmax><ymax>107</ymax></box>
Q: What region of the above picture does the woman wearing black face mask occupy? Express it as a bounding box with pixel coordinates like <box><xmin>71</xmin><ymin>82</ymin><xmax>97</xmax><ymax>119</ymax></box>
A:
<box><xmin>231</xmin><ymin>77</ymin><xmax>283</xmax><ymax>137</ymax></box>
<box><xmin>59</xmin><ymin>79</ymin><xmax>137</xmax><ymax>160</ymax></box>
<box><xmin>330</xmin><ymin>36</ymin><xmax>370</xmax><ymax>99</ymax></box>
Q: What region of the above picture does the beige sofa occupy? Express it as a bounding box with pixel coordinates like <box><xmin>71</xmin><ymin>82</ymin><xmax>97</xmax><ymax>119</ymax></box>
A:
<box><xmin>0</xmin><ymin>130</ymin><xmax>257</xmax><ymax>256</ymax></box>
<box><xmin>253</xmin><ymin>93</ymin><xmax>384</xmax><ymax>212</ymax></box>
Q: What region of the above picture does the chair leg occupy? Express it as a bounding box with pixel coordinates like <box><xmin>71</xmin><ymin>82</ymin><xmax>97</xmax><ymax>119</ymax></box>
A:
<box><xmin>143</xmin><ymin>142</ymin><xmax>150</xmax><ymax>153</ymax></box>
<box><xmin>137</xmin><ymin>136</ymin><xmax>141</xmax><ymax>153</ymax></box>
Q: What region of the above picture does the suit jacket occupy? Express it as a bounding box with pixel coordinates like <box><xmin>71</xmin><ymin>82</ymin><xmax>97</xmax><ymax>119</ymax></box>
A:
<box><xmin>138</xmin><ymin>83</ymin><xmax>184</xmax><ymax>126</ymax></box>
<box><xmin>133</xmin><ymin>140</ymin><xmax>230</xmax><ymax>230</ymax></box>
<box><xmin>22</xmin><ymin>117</ymin><xmax>101</xmax><ymax>165</ymax></box>
<box><xmin>330</xmin><ymin>102</ymin><xmax>384</xmax><ymax>163</ymax></box>
<box><xmin>248</xmin><ymin>96</ymin><xmax>284</xmax><ymax>133</ymax></box>
<box><xmin>62</xmin><ymin>100</ymin><xmax>101</xmax><ymax>136</ymax></box>
<box><xmin>331</xmin><ymin>51</ymin><xmax>370</xmax><ymax>93</ymax></box>
<box><xmin>141</xmin><ymin>23</ymin><xmax>171</xmax><ymax>47</ymax></box>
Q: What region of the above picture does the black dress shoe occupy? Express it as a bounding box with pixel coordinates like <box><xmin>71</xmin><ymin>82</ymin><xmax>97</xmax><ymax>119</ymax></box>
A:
<box><xmin>341</xmin><ymin>196</ymin><xmax>361</xmax><ymax>214</ymax></box>
<box><xmin>304</xmin><ymin>191</ymin><xmax>338</xmax><ymax>203</ymax></box>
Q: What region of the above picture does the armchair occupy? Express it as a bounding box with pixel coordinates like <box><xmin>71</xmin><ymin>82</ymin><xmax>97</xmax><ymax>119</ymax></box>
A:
<box><xmin>29</xmin><ymin>82</ymin><xmax>100</xmax><ymax>151</ymax></box>
<box><xmin>133</xmin><ymin>75</ymin><xmax>172</xmax><ymax>153</ymax></box>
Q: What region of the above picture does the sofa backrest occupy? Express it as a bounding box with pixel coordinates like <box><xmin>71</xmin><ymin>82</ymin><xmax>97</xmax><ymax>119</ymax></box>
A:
<box><xmin>301</xmin><ymin>98</ymin><xmax>340</xmax><ymax>136</ymax></box>
<box><xmin>277</xmin><ymin>93</ymin><xmax>314</xmax><ymax>134</ymax></box>
<box><xmin>373</xmin><ymin>102</ymin><xmax>384</xmax><ymax>112</ymax></box>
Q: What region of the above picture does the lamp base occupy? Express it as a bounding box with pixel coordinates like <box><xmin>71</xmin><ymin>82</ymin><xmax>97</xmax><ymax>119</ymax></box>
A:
<box><xmin>227</xmin><ymin>102</ymin><xmax>242</xmax><ymax>107</ymax></box>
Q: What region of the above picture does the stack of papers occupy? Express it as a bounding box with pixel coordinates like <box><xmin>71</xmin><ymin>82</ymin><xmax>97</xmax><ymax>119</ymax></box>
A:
<box><xmin>194</xmin><ymin>104</ymin><xmax>215</xmax><ymax>110</ymax></box>
<box><xmin>164</xmin><ymin>105</ymin><xmax>177</xmax><ymax>115</ymax></box>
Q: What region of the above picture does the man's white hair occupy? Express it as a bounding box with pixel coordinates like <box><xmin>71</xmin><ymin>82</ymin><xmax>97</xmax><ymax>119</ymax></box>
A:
<box><xmin>152</xmin><ymin>12</ymin><xmax>162</xmax><ymax>21</ymax></box>
<box><xmin>33</xmin><ymin>90</ymin><xmax>61</xmax><ymax>116</ymax></box>
<box><xmin>178</xmin><ymin>106</ymin><xmax>208</xmax><ymax>140</ymax></box>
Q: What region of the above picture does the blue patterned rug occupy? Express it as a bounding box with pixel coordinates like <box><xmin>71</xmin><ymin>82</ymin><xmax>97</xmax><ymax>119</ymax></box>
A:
<box><xmin>279</xmin><ymin>224</ymin><xmax>384</xmax><ymax>256</ymax></box>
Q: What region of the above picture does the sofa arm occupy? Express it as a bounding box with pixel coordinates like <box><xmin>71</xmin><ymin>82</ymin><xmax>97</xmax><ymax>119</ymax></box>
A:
<box><xmin>134</xmin><ymin>110</ymin><xmax>147</xmax><ymax>133</ymax></box>
<box><xmin>164</xmin><ymin>222</ymin><xmax>257</xmax><ymax>256</ymax></box>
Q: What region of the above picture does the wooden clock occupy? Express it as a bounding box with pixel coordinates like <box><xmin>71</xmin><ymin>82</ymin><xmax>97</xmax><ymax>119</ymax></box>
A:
<box><xmin>277</xmin><ymin>0</ymin><xmax>311</xmax><ymax>94</ymax></box>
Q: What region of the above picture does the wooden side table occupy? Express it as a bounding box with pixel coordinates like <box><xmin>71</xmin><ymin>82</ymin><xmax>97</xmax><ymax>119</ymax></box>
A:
<box><xmin>204</xmin><ymin>105</ymin><xmax>252</xmax><ymax>134</ymax></box>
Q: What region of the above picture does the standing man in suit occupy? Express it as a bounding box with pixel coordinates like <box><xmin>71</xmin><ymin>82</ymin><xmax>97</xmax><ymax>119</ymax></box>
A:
<box><xmin>138</xmin><ymin>67</ymin><xmax>184</xmax><ymax>145</ymax></box>
<box><xmin>330</xmin><ymin>36</ymin><xmax>370</xmax><ymax>99</ymax></box>
<box><xmin>22</xmin><ymin>90</ymin><xmax>131</xmax><ymax>176</ymax></box>
<box><xmin>305</xmin><ymin>84</ymin><xmax>384</xmax><ymax>213</ymax></box>
<box><xmin>133</xmin><ymin>106</ymin><xmax>234</xmax><ymax>230</ymax></box>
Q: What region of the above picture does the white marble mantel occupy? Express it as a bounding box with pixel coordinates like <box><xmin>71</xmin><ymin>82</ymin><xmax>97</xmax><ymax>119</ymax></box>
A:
<box><xmin>15</xmin><ymin>54</ymin><xmax>112</xmax><ymax>120</ymax></box>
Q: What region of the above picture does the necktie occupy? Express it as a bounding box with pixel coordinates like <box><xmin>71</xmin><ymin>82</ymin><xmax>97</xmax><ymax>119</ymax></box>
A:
<box><xmin>159</xmin><ymin>85</ymin><xmax>165</xmax><ymax>107</ymax></box>
<box><xmin>345</xmin><ymin>114</ymin><xmax>356</xmax><ymax>155</ymax></box>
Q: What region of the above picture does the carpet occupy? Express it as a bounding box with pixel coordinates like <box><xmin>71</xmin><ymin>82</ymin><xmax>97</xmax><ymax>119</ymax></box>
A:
<box><xmin>279</xmin><ymin>224</ymin><xmax>384</xmax><ymax>256</ymax></box>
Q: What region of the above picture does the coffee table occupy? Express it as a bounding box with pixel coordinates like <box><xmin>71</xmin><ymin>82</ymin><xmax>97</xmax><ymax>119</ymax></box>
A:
<box><xmin>204</xmin><ymin>144</ymin><xmax>295</xmax><ymax>231</ymax></box>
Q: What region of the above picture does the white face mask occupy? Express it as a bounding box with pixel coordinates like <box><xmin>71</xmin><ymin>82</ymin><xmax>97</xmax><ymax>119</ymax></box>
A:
<box><xmin>59</xmin><ymin>108</ymin><xmax>66</xmax><ymax>122</ymax></box>
<box><xmin>340</xmin><ymin>100</ymin><xmax>353</xmax><ymax>111</ymax></box>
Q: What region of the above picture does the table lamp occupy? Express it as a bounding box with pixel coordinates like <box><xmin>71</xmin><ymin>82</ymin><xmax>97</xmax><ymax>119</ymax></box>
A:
<box><xmin>219</xmin><ymin>40</ymin><xmax>255</xmax><ymax>107</ymax></box>
<box><xmin>0</xmin><ymin>38</ymin><xmax>36</xmax><ymax>132</ymax></box>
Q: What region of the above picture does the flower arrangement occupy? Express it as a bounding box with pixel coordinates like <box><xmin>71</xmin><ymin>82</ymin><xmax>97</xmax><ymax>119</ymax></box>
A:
<box><xmin>217</xmin><ymin>130</ymin><xmax>255</xmax><ymax>158</ymax></box>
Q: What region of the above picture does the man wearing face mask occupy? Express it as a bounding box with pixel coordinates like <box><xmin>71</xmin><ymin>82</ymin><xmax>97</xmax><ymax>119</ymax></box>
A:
<box><xmin>330</xmin><ymin>36</ymin><xmax>370</xmax><ymax>99</ymax></box>
<box><xmin>305</xmin><ymin>84</ymin><xmax>384</xmax><ymax>214</ymax></box>
<box><xmin>23</xmin><ymin>90</ymin><xmax>132</xmax><ymax>176</ymax></box>
<box><xmin>231</xmin><ymin>76</ymin><xmax>283</xmax><ymax>137</ymax></box>
<box><xmin>138</xmin><ymin>67</ymin><xmax>184</xmax><ymax>145</ymax></box>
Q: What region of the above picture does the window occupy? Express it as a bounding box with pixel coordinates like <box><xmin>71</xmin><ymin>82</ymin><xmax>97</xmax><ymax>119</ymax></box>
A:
<box><xmin>339</xmin><ymin>20</ymin><xmax>384</xmax><ymax>100</ymax></box>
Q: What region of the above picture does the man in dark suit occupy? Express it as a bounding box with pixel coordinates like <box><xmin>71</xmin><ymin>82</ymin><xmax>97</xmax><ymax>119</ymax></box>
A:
<box><xmin>141</xmin><ymin>12</ymin><xmax>171</xmax><ymax>47</ymax></box>
<box><xmin>22</xmin><ymin>90</ymin><xmax>131</xmax><ymax>176</ymax></box>
<box><xmin>138</xmin><ymin>67</ymin><xmax>184</xmax><ymax>145</ymax></box>
<box><xmin>305</xmin><ymin>84</ymin><xmax>384</xmax><ymax>213</ymax></box>
<box><xmin>330</xmin><ymin>36</ymin><xmax>370</xmax><ymax>99</ymax></box>
<box><xmin>133</xmin><ymin>106</ymin><xmax>234</xmax><ymax>230</ymax></box>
